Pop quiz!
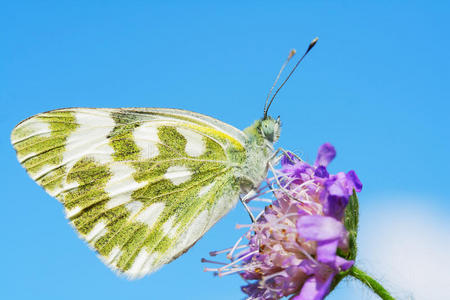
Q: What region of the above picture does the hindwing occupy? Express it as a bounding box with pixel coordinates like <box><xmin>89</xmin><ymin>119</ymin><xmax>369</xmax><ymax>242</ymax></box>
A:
<box><xmin>11</xmin><ymin>108</ymin><xmax>247</xmax><ymax>278</ymax></box>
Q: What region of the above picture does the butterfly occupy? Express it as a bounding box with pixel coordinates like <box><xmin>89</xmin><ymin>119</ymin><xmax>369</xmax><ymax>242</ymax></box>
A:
<box><xmin>10</xmin><ymin>38</ymin><xmax>317</xmax><ymax>279</ymax></box>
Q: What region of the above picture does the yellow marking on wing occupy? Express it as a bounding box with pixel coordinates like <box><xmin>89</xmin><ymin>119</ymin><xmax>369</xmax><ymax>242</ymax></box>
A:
<box><xmin>184</xmin><ymin>123</ymin><xmax>245</xmax><ymax>151</ymax></box>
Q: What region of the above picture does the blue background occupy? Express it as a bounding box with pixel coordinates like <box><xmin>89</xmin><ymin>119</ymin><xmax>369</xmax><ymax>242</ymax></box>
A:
<box><xmin>1</xmin><ymin>1</ymin><xmax>449</xmax><ymax>299</ymax></box>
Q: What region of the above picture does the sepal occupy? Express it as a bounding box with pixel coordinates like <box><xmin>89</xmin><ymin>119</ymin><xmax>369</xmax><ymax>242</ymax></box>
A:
<box><xmin>343</xmin><ymin>189</ymin><xmax>359</xmax><ymax>261</ymax></box>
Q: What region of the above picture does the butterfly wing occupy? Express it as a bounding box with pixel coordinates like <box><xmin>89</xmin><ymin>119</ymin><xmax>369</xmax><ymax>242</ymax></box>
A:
<box><xmin>11</xmin><ymin>108</ymin><xmax>247</xmax><ymax>278</ymax></box>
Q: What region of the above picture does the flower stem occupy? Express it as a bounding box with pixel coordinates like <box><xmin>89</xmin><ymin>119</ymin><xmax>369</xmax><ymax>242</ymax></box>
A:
<box><xmin>349</xmin><ymin>266</ymin><xmax>395</xmax><ymax>300</ymax></box>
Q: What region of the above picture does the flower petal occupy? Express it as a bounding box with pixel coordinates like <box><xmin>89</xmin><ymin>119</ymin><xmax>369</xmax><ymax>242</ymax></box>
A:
<box><xmin>298</xmin><ymin>259</ymin><xmax>317</xmax><ymax>275</ymax></box>
<box><xmin>292</xmin><ymin>273</ymin><xmax>334</xmax><ymax>300</ymax></box>
<box><xmin>315</xmin><ymin>143</ymin><xmax>336</xmax><ymax>167</ymax></box>
<box><xmin>314</xmin><ymin>166</ymin><xmax>329</xmax><ymax>178</ymax></box>
<box><xmin>335</xmin><ymin>256</ymin><xmax>354</xmax><ymax>271</ymax></box>
<box><xmin>322</xmin><ymin>194</ymin><xmax>349</xmax><ymax>219</ymax></box>
<box><xmin>316</xmin><ymin>239</ymin><xmax>339</xmax><ymax>264</ymax></box>
<box><xmin>325</xmin><ymin>173</ymin><xmax>348</xmax><ymax>197</ymax></box>
<box><xmin>297</xmin><ymin>216</ymin><xmax>346</xmax><ymax>242</ymax></box>
<box><xmin>346</xmin><ymin>170</ymin><xmax>362</xmax><ymax>192</ymax></box>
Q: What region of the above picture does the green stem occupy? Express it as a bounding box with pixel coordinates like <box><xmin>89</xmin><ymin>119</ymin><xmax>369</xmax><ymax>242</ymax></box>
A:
<box><xmin>349</xmin><ymin>266</ymin><xmax>395</xmax><ymax>300</ymax></box>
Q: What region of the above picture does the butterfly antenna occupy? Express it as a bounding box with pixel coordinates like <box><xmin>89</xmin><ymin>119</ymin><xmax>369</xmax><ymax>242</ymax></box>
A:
<box><xmin>264</xmin><ymin>37</ymin><xmax>318</xmax><ymax>118</ymax></box>
<box><xmin>263</xmin><ymin>49</ymin><xmax>297</xmax><ymax>117</ymax></box>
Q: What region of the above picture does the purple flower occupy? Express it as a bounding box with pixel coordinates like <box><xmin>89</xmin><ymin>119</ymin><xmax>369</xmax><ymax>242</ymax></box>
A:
<box><xmin>204</xmin><ymin>143</ymin><xmax>362</xmax><ymax>300</ymax></box>
<box><xmin>321</xmin><ymin>171</ymin><xmax>362</xmax><ymax>219</ymax></box>
<box><xmin>314</xmin><ymin>143</ymin><xmax>336</xmax><ymax>167</ymax></box>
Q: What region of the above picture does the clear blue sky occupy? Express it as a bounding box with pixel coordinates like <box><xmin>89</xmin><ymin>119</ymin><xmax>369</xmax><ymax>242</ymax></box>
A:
<box><xmin>1</xmin><ymin>1</ymin><xmax>449</xmax><ymax>299</ymax></box>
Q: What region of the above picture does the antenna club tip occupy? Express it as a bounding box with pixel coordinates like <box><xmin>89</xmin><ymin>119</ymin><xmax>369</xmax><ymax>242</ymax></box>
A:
<box><xmin>306</xmin><ymin>37</ymin><xmax>319</xmax><ymax>52</ymax></box>
<box><xmin>288</xmin><ymin>49</ymin><xmax>296</xmax><ymax>59</ymax></box>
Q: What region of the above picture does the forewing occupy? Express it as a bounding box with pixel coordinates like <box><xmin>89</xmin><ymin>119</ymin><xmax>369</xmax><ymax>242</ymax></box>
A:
<box><xmin>11</xmin><ymin>108</ymin><xmax>247</xmax><ymax>278</ymax></box>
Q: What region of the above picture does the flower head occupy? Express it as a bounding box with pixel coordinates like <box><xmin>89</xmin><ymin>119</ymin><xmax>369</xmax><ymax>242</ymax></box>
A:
<box><xmin>204</xmin><ymin>143</ymin><xmax>362</xmax><ymax>300</ymax></box>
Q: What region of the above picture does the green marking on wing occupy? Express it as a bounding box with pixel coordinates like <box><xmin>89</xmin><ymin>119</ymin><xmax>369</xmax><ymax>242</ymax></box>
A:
<box><xmin>160</xmin><ymin>125</ymin><xmax>186</xmax><ymax>155</ymax></box>
<box><xmin>11</xmin><ymin>111</ymin><xmax>78</xmax><ymax>192</ymax></box>
<box><xmin>94</xmin><ymin>213</ymin><xmax>142</xmax><ymax>255</ymax></box>
<box><xmin>109</xmin><ymin>112</ymin><xmax>142</xmax><ymax>161</ymax></box>
<box><xmin>115</xmin><ymin>224</ymin><xmax>150</xmax><ymax>268</ymax></box>
<box><xmin>65</xmin><ymin>157</ymin><xmax>112</xmax><ymax>234</ymax></box>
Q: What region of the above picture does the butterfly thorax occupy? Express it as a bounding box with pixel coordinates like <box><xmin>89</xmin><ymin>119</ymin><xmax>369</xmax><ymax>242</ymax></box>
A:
<box><xmin>236</xmin><ymin>117</ymin><xmax>281</xmax><ymax>193</ymax></box>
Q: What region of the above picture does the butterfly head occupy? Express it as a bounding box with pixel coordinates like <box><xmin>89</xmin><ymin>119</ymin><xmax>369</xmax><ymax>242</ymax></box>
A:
<box><xmin>260</xmin><ymin>116</ymin><xmax>281</xmax><ymax>143</ymax></box>
<box><xmin>244</xmin><ymin>116</ymin><xmax>281</xmax><ymax>145</ymax></box>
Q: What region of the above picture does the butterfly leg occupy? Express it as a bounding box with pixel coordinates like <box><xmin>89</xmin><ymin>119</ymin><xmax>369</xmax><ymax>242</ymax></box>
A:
<box><xmin>267</xmin><ymin>161</ymin><xmax>298</xmax><ymax>203</ymax></box>
<box><xmin>239</xmin><ymin>192</ymin><xmax>257</xmax><ymax>223</ymax></box>
<box><xmin>271</xmin><ymin>147</ymin><xmax>303</xmax><ymax>164</ymax></box>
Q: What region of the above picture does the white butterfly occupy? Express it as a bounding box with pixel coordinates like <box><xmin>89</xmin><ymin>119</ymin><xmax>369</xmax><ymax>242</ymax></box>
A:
<box><xmin>10</xmin><ymin>38</ymin><xmax>317</xmax><ymax>279</ymax></box>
